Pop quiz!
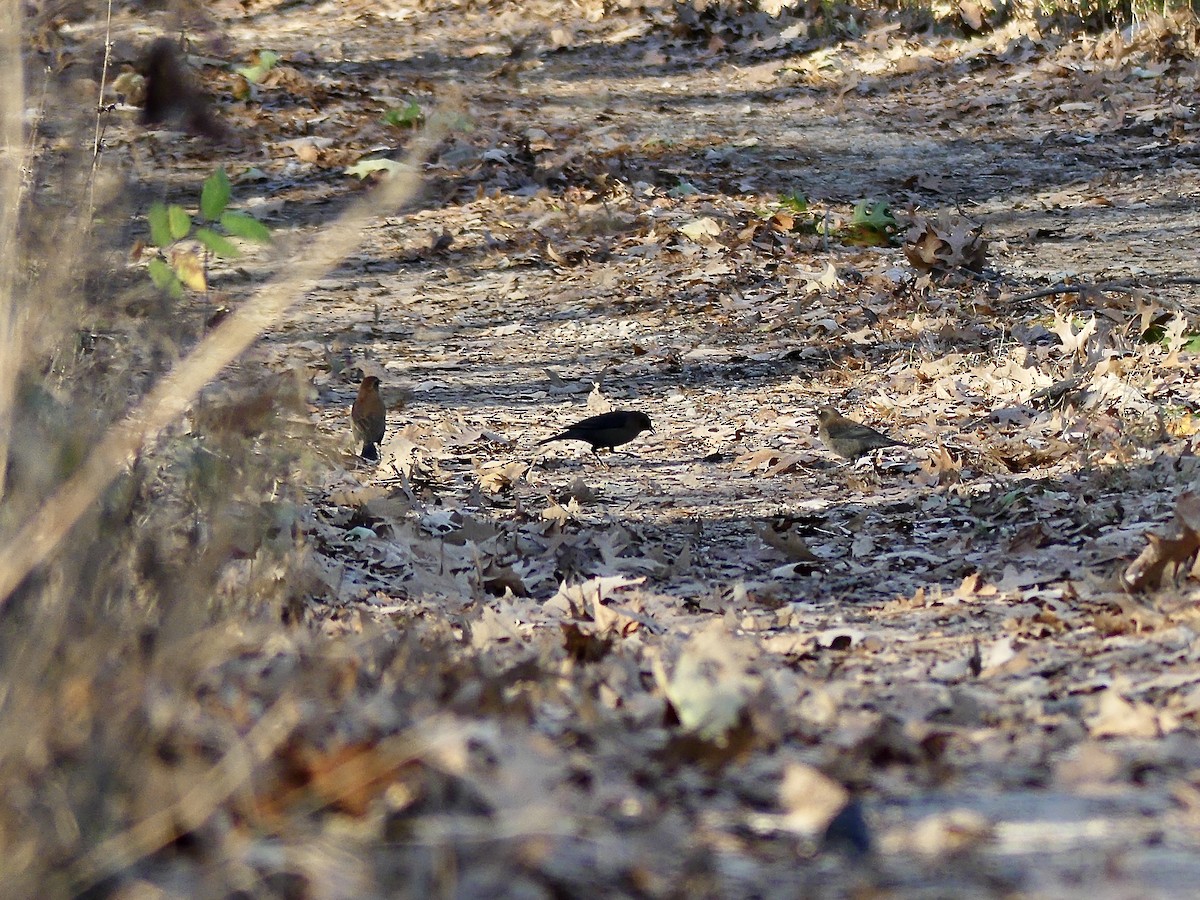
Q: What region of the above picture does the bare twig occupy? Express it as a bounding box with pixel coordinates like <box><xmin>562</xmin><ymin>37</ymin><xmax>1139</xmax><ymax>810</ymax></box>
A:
<box><xmin>1003</xmin><ymin>275</ymin><xmax>1200</xmax><ymax>304</ymax></box>
<box><xmin>88</xmin><ymin>0</ymin><xmax>116</xmax><ymax>216</ymax></box>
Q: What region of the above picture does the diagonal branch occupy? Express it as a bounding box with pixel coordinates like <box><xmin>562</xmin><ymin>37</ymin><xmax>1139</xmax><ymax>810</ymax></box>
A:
<box><xmin>0</xmin><ymin>118</ymin><xmax>449</xmax><ymax>608</ymax></box>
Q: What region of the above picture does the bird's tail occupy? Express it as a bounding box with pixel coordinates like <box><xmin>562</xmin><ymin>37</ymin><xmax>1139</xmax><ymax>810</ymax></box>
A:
<box><xmin>536</xmin><ymin>432</ymin><xmax>565</xmax><ymax>446</ymax></box>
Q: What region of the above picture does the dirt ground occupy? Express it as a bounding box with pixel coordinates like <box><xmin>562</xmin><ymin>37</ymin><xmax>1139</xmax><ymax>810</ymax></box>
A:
<box><xmin>30</xmin><ymin>0</ymin><xmax>1200</xmax><ymax>895</ymax></box>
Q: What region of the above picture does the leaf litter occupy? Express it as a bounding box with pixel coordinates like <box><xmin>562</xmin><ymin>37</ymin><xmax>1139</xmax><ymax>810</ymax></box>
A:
<box><xmin>23</xmin><ymin>0</ymin><xmax>1200</xmax><ymax>895</ymax></box>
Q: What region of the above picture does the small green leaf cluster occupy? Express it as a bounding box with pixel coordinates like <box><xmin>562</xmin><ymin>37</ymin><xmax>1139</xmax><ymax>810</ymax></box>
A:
<box><xmin>762</xmin><ymin>195</ymin><xmax>896</xmax><ymax>245</ymax></box>
<box><xmin>381</xmin><ymin>100</ymin><xmax>424</xmax><ymax>128</ymax></box>
<box><xmin>145</xmin><ymin>168</ymin><xmax>272</xmax><ymax>297</ymax></box>
<box><xmin>235</xmin><ymin>50</ymin><xmax>280</xmax><ymax>85</ymax></box>
<box><xmin>841</xmin><ymin>200</ymin><xmax>897</xmax><ymax>246</ymax></box>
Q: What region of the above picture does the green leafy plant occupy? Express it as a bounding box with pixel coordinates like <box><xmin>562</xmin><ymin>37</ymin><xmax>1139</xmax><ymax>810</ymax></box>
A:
<box><xmin>840</xmin><ymin>200</ymin><xmax>897</xmax><ymax>246</ymax></box>
<box><xmin>763</xmin><ymin>197</ymin><xmax>897</xmax><ymax>243</ymax></box>
<box><xmin>1144</xmin><ymin>324</ymin><xmax>1200</xmax><ymax>351</ymax></box>
<box><xmin>762</xmin><ymin>193</ymin><xmax>820</xmax><ymax>234</ymax></box>
<box><xmin>232</xmin><ymin>50</ymin><xmax>280</xmax><ymax>102</ymax></box>
<box><xmin>779</xmin><ymin>192</ymin><xmax>809</xmax><ymax>214</ymax></box>
<box><xmin>382</xmin><ymin>100</ymin><xmax>424</xmax><ymax>128</ymax></box>
<box><xmin>235</xmin><ymin>50</ymin><xmax>280</xmax><ymax>85</ymax></box>
<box><xmin>344</xmin><ymin>158</ymin><xmax>411</xmax><ymax>180</ymax></box>
<box><xmin>145</xmin><ymin>167</ymin><xmax>272</xmax><ymax>297</ymax></box>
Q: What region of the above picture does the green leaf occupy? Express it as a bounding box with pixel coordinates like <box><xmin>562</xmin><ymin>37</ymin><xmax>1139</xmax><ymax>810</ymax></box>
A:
<box><xmin>841</xmin><ymin>200</ymin><xmax>898</xmax><ymax>247</ymax></box>
<box><xmin>148</xmin><ymin>202</ymin><xmax>172</xmax><ymax>247</ymax></box>
<box><xmin>1184</xmin><ymin>334</ymin><xmax>1200</xmax><ymax>352</ymax></box>
<box><xmin>148</xmin><ymin>257</ymin><xmax>183</xmax><ymax>298</ymax></box>
<box><xmin>201</xmin><ymin>168</ymin><xmax>232</xmax><ymax>221</ymax></box>
<box><xmin>1143</xmin><ymin>324</ymin><xmax>1166</xmax><ymax>345</ymax></box>
<box><xmin>851</xmin><ymin>200</ymin><xmax>895</xmax><ymax>229</ymax></box>
<box><xmin>167</xmin><ymin>205</ymin><xmax>192</xmax><ymax>241</ymax></box>
<box><xmin>382</xmin><ymin>100</ymin><xmax>423</xmax><ymax>128</ymax></box>
<box><xmin>195</xmin><ymin>227</ymin><xmax>241</xmax><ymax>259</ymax></box>
<box><xmin>235</xmin><ymin>49</ymin><xmax>280</xmax><ymax>84</ymax></box>
<box><xmin>780</xmin><ymin>192</ymin><xmax>808</xmax><ymax>213</ymax></box>
<box><xmin>344</xmin><ymin>158</ymin><xmax>408</xmax><ymax>179</ymax></box>
<box><xmin>220</xmin><ymin>211</ymin><xmax>271</xmax><ymax>243</ymax></box>
<box><xmin>147</xmin><ymin>256</ymin><xmax>173</xmax><ymax>288</ymax></box>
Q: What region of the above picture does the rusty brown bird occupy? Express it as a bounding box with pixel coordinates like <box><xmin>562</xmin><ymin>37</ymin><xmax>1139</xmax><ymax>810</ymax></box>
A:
<box><xmin>351</xmin><ymin>376</ymin><xmax>386</xmax><ymax>461</ymax></box>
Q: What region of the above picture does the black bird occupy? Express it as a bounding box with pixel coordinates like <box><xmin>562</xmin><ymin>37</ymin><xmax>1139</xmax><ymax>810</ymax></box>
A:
<box><xmin>536</xmin><ymin>410</ymin><xmax>653</xmax><ymax>455</ymax></box>
<box><xmin>817</xmin><ymin>406</ymin><xmax>906</xmax><ymax>460</ymax></box>
<box><xmin>822</xmin><ymin>798</ymin><xmax>872</xmax><ymax>857</ymax></box>
<box><xmin>139</xmin><ymin>39</ymin><xmax>227</xmax><ymax>139</ymax></box>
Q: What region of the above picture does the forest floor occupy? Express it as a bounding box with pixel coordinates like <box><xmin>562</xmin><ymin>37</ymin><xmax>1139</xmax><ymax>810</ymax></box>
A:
<box><xmin>32</xmin><ymin>0</ymin><xmax>1200</xmax><ymax>895</ymax></box>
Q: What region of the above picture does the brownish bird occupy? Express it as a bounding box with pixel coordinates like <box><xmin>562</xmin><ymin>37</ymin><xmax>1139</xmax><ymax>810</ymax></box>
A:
<box><xmin>817</xmin><ymin>406</ymin><xmax>906</xmax><ymax>460</ymax></box>
<box><xmin>537</xmin><ymin>410</ymin><xmax>653</xmax><ymax>456</ymax></box>
<box><xmin>351</xmin><ymin>376</ymin><xmax>386</xmax><ymax>461</ymax></box>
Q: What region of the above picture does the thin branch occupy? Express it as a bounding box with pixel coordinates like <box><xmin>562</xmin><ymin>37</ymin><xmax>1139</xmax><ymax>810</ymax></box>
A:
<box><xmin>88</xmin><ymin>0</ymin><xmax>116</xmax><ymax>216</ymax></box>
<box><xmin>1003</xmin><ymin>275</ymin><xmax>1200</xmax><ymax>304</ymax></box>
<box><xmin>0</xmin><ymin>0</ymin><xmax>27</xmax><ymax>502</ymax></box>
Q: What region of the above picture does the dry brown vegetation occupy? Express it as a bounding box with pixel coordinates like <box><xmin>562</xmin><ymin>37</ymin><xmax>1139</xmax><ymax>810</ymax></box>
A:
<box><xmin>6</xmin><ymin>0</ymin><xmax>1200</xmax><ymax>896</ymax></box>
